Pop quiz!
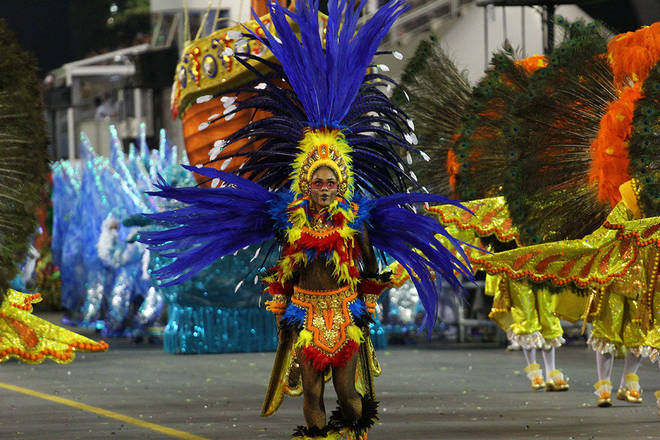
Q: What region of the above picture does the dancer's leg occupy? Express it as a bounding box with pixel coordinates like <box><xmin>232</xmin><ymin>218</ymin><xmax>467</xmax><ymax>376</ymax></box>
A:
<box><xmin>541</xmin><ymin>347</ymin><xmax>556</xmax><ymax>381</ymax></box>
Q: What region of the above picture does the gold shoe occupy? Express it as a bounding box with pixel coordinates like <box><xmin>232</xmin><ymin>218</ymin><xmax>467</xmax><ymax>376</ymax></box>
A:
<box><xmin>597</xmin><ymin>393</ymin><xmax>612</xmax><ymax>407</ymax></box>
<box><xmin>594</xmin><ymin>379</ymin><xmax>612</xmax><ymax>408</ymax></box>
<box><xmin>524</xmin><ymin>363</ymin><xmax>545</xmax><ymax>391</ymax></box>
<box><xmin>545</xmin><ymin>369</ymin><xmax>569</xmax><ymax>392</ymax></box>
<box><xmin>617</xmin><ymin>374</ymin><xmax>643</xmax><ymax>403</ymax></box>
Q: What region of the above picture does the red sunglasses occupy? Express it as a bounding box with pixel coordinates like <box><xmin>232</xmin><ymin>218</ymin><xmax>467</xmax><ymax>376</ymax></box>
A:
<box><xmin>311</xmin><ymin>179</ymin><xmax>338</xmax><ymax>190</ymax></box>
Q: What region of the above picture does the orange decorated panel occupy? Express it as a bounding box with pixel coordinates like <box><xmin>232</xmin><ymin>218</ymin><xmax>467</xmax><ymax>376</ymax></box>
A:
<box><xmin>182</xmin><ymin>93</ymin><xmax>271</xmax><ymax>185</ymax></box>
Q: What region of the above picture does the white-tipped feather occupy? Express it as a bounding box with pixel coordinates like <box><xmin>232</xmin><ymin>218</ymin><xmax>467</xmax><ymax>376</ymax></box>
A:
<box><xmin>420</xmin><ymin>151</ymin><xmax>430</xmax><ymax>162</ymax></box>
<box><xmin>254</xmin><ymin>82</ymin><xmax>267</xmax><ymax>90</ymax></box>
<box><xmin>406</xmin><ymin>151</ymin><xmax>413</xmax><ymax>164</ymax></box>
<box><xmin>250</xmin><ymin>247</ymin><xmax>261</xmax><ymax>263</ymax></box>
<box><xmin>392</xmin><ymin>51</ymin><xmax>403</xmax><ymax>60</ymax></box>
<box><xmin>223</xmin><ymin>104</ymin><xmax>237</xmax><ymax>121</ymax></box>
<box><xmin>208</xmin><ymin>144</ymin><xmax>223</xmax><ymax>160</ymax></box>
<box><xmin>234</xmin><ymin>280</ymin><xmax>244</xmax><ymax>292</ymax></box>
<box><xmin>198</xmin><ymin>122</ymin><xmax>209</xmax><ymax>131</ymax></box>
<box><xmin>196</xmin><ymin>95</ymin><xmax>212</xmax><ymax>103</ymax></box>
<box><xmin>221</xmin><ymin>158</ymin><xmax>232</xmax><ymax>170</ymax></box>
<box><xmin>211</xmin><ymin>178</ymin><xmax>220</xmax><ymax>188</ymax></box>
<box><xmin>407</xmin><ymin>119</ymin><xmax>414</xmax><ymax>130</ymax></box>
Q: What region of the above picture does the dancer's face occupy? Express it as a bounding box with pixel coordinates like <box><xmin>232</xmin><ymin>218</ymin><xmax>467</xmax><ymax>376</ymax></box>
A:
<box><xmin>309</xmin><ymin>166</ymin><xmax>338</xmax><ymax>210</ymax></box>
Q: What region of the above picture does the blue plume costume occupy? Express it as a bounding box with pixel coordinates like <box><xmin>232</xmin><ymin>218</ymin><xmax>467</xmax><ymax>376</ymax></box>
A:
<box><xmin>140</xmin><ymin>1</ymin><xmax>473</xmax><ymax>438</ymax></box>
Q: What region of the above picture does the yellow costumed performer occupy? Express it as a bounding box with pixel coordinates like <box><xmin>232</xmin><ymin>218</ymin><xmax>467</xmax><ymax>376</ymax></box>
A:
<box><xmin>395</xmin><ymin>32</ymin><xmax>576</xmax><ymax>391</ymax></box>
<box><xmin>464</xmin><ymin>19</ymin><xmax>660</xmax><ymax>410</ymax></box>
<box><xmin>0</xmin><ymin>19</ymin><xmax>108</xmax><ymax>365</ymax></box>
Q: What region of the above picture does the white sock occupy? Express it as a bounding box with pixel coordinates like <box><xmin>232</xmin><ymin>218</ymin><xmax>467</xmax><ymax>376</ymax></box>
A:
<box><xmin>597</xmin><ymin>351</ymin><xmax>614</xmax><ymax>382</ymax></box>
<box><xmin>619</xmin><ymin>351</ymin><xmax>642</xmax><ymax>389</ymax></box>
<box><xmin>523</xmin><ymin>348</ymin><xmax>537</xmax><ymax>366</ymax></box>
<box><xmin>542</xmin><ymin>347</ymin><xmax>556</xmax><ymax>380</ymax></box>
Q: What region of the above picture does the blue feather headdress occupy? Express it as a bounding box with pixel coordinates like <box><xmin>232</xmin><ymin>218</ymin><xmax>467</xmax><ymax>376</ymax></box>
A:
<box><xmin>141</xmin><ymin>0</ymin><xmax>477</xmax><ymax>333</ymax></box>
<box><xmin>198</xmin><ymin>0</ymin><xmax>422</xmax><ymax>197</ymax></box>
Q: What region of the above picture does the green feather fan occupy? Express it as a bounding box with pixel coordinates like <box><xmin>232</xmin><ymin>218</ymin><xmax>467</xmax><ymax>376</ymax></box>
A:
<box><xmin>0</xmin><ymin>19</ymin><xmax>48</xmax><ymax>295</ymax></box>
<box><xmin>393</xmin><ymin>36</ymin><xmax>472</xmax><ymax>197</ymax></box>
<box><xmin>452</xmin><ymin>48</ymin><xmax>538</xmax><ymax>201</ymax></box>
<box><xmin>628</xmin><ymin>61</ymin><xmax>660</xmax><ymax>217</ymax></box>
<box><xmin>499</xmin><ymin>20</ymin><xmax>614</xmax><ymax>244</ymax></box>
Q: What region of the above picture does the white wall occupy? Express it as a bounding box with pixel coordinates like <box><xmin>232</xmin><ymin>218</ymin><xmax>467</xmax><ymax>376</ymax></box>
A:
<box><xmin>440</xmin><ymin>4</ymin><xmax>598</xmax><ymax>83</ymax></box>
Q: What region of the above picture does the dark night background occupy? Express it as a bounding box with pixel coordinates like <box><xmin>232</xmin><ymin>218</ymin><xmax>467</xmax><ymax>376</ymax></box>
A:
<box><xmin>1</xmin><ymin>0</ymin><xmax>659</xmax><ymax>78</ymax></box>
<box><xmin>0</xmin><ymin>0</ymin><xmax>150</xmax><ymax>77</ymax></box>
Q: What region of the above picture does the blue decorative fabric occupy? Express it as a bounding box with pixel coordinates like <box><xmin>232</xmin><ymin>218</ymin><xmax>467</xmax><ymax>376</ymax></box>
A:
<box><xmin>164</xmin><ymin>304</ymin><xmax>278</xmax><ymax>354</ymax></box>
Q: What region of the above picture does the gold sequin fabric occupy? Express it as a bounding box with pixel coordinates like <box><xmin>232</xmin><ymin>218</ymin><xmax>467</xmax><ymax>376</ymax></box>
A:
<box><xmin>291</xmin><ymin>286</ymin><xmax>359</xmax><ymax>357</ymax></box>
<box><xmin>0</xmin><ymin>290</ymin><xmax>108</xmax><ymax>364</ymax></box>
<box><xmin>587</xmin><ymin>286</ymin><xmax>647</xmax><ymax>355</ymax></box>
<box><xmin>426</xmin><ymin>196</ymin><xmax>522</xmax><ymax>246</ymax></box>
<box><xmin>474</xmin><ymin>202</ymin><xmax>659</xmax><ymax>288</ymax></box>
<box><xmin>487</xmin><ymin>275</ymin><xmax>565</xmax><ymax>349</ymax></box>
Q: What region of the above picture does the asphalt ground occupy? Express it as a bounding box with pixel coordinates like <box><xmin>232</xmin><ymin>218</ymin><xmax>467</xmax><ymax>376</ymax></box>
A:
<box><xmin>1</xmin><ymin>322</ymin><xmax>659</xmax><ymax>440</ymax></box>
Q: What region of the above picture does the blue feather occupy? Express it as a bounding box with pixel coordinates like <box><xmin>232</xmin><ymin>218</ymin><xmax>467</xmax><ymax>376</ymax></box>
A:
<box><xmin>139</xmin><ymin>167</ymin><xmax>279</xmax><ymax>286</ymax></box>
<box><xmin>356</xmin><ymin>192</ymin><xmax>478</xmax><ymax>334</ymax></box>
<box><xmin>246</xmin><ymin>0</ymin><xmax>408</xmax><ymax>127</ymax></box>
<box><xmin>349</xmin><ymin>299</ymin><xmax>369</xmax><ymax>320</ymax></box>
<box><xmin>282</xmin><ymin>304</ymin><xmax>307</xmax><ymax>327</ymax></box>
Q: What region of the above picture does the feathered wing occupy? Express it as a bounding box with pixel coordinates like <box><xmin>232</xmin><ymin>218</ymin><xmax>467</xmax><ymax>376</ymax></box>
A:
<box><xmin>0</xmin><ymin>20</ymin><xmax>48</xmax><ymax>295</ymax></box>
<box><xmin>393</xmin><ymin>36</ymin><xmax>472</xmax><ymax>197</ymax></box>
<box><xmin>139</xmin><ymin>166</ymin><xmax>288</xmax><ymax>286</ymax></box>
<box><xmin>355</xmin><ymin>193</ymin><xmax>475</xmax><ymax>333</ymax></box>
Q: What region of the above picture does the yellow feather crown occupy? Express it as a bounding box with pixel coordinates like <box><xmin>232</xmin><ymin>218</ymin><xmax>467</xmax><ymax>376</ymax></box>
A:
<box><xmin>291</xmin><ymin>128</ymin><xmax>354</xmax><ymax>198</ymax></box>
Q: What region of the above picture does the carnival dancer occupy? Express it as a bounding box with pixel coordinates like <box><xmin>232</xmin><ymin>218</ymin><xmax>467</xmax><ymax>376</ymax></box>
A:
<box><xmin>472</xmin><ymin>180</ymin><xmax>658</xmax><ymax>409</ymax></box>
<box><xmin>455</xmin><ymin>18</ymin><xmax>660</xmax><ymax>407</ymax></box>
<box><xmin>607</xmin><ymin>21</ymin><xmax>660</xmax><ymax>414</ymax></box>
<box><xmin>395</xmin><ymin>33</ymin><xmax>573</xmax><ymax>391</ymax></box>
<box><xmin>140</xmin><ymin>1</ymin><xmax>472</xmax><ymax>438</ymax></box>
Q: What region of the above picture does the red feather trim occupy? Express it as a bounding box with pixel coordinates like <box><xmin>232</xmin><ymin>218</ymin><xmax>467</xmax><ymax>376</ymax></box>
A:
<box><xmin>302</xmin><ymin>341</ymin><xmax>359</xmax><ymax>371</ymax></box>
<box><xmin>265</xmin><ymin>280</ymin><xmax>293</xmax><ymax>297</ymax></box>
<box><xmin>358</xmin><ymin>279</ymin><xmax>389</xmax><ymax>296</ymax></box>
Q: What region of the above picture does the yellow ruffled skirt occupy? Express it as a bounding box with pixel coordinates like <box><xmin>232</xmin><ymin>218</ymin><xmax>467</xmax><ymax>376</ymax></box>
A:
<box><xmin>487</xmin><ymin>275</ymin><xmax>564</xmax><ymax>349</ymax></box>
<box><xmin>587</xmin><ymin>287</ymin><xmax>647</xmax><ymax>357</ymax></box>
<box><xmin>0</xmin><ymin>290</ymin><xmax>108</xmax><ymax>364</ymax></box>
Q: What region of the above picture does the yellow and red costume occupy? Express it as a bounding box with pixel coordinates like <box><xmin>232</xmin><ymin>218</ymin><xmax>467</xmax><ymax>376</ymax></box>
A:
<box><xmin>263</xmin><ymin>193</ymin><xmax>388</xmax><ymax>372</ymax></box>
<box><xmin>0</xmin><ymin>290</ymin><xmax>108</xmax><ymax>364</ymax></box>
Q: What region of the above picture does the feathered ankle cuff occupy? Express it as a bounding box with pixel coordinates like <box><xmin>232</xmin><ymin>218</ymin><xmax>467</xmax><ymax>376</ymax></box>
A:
<box><xmin>328</xmin><ymin>396</ymin><xmax>379</xmax><ymax>440</ymax></box>
<box><xmin>291</xmin><ymin>425</ymin><xmax>341</xmax><ymax>440</ymax></box>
